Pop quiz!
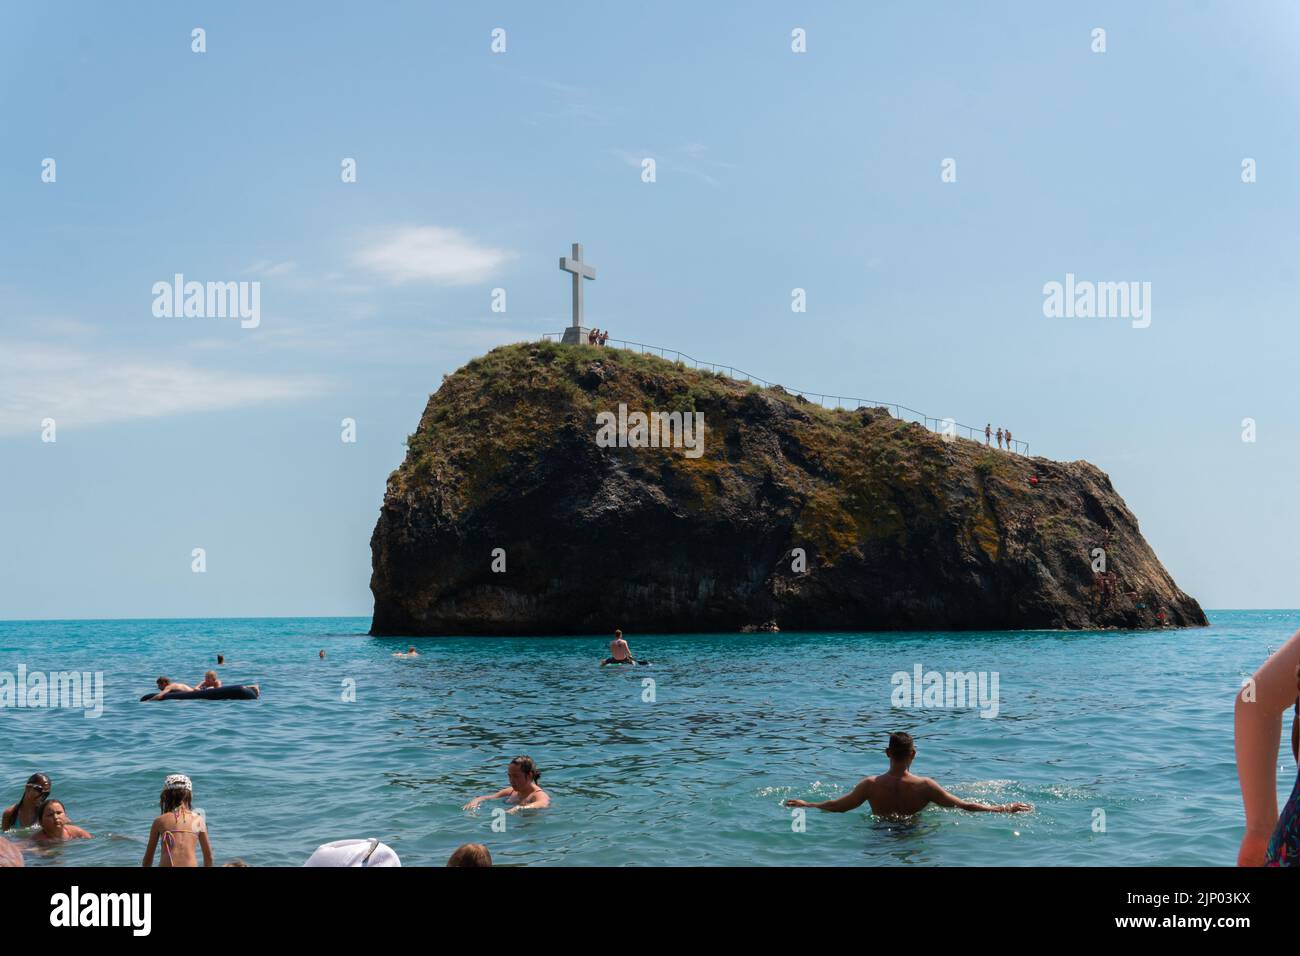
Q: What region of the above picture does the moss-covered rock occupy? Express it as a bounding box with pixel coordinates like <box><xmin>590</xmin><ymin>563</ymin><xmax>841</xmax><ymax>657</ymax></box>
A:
<box><xmin>369</xmin><ymin>341</ymin><xmax>1207</xmax><ymax>634</ymax></box>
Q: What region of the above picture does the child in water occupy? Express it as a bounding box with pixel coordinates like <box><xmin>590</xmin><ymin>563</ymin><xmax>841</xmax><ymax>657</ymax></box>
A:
<box><xmin>142</xmin><ymin>774</ymin><xmax>212</xmax><ymax>867</ymax></box>
<box><xmin>32</xmin><ymin>800</ymin><xmax>92</xmax><ymax>843</ymax></box>
<box><xmin>2</xmin><ymin>773</ymin><xmax>51</xmax><ymax>831</ymax></box>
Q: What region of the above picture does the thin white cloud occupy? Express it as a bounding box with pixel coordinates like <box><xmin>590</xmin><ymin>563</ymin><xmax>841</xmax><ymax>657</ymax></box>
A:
<box><xmin>247</xmin><ymin>259</ymin><xmax>297</xmax><ymax>277</ymax></box>
<box><xmin>355</xmin><ymin>226</ymin><xmax>512</xmax><ymax>285</ymax></box>
<box><xmin>612</xmin><ymin>145</ymin><xmax>735</xmax><ymax>187</ymax></box>
<box><xmin>0</xmin><ymin>343</ymin><xmax>325</xmax><ymax>435</ymax></box>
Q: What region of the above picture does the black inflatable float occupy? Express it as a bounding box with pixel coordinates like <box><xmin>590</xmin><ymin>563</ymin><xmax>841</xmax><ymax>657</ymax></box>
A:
<box><xmin>140</xmin><ymin>685</ymin><xmax>259</xmax><ymax>702</ymax></box>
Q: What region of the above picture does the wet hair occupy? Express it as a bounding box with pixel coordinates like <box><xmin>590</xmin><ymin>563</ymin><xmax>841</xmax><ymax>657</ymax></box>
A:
<box><xmin>216</xmin><ymin>655</ymin><xmax>224</xmax><ymax>665</ymax></box>
<box><xmin>447</xmin><ymin>843</ymin><xmax>493</xmax><ymax>867</ymax></box>
<box><xmin>156</xmin><ymin>676</ymin><xmax>170</xmax><ymax>689</ymax></box>
<box><xmin>509</xmin><ymin>755</ymin><xmax>542</xmax><ymax>783</ymax></box>
<box><xmin>615</xmin><ymin>629</ymin><xmax>622</xmax><ymax>638</ymax></box>
<box><xmin>887</xmin><ymin>732</ymin><xmax>915</xmax><ymax>759</ymax></box>
<box><xmin>39</xmin><ymin>800</ymin><xmax>64</xmax><ymax>827</ymax></box>
<box><xmin>160</xmin><ymin>785</ymin><xmax>193</xmax><ymax>814</ymax></box>
<box><xmin>6</xmin><ymin>774</ymin><xmax>50</xmax><ymax>830</ymax></box>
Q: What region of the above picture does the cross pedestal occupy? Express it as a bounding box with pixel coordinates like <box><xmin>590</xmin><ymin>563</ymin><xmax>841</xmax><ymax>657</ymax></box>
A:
<box><xmin>559</xmin><ymin>243</ymin><xmax>596</xmax><ymax>343</ymax></box>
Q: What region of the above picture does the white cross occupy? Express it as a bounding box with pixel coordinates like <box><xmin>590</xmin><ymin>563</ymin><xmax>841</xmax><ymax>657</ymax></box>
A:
<box><xmin>559</xmin><ymin>242</ymin><xmax>596</xmax><ymax>329</ymax></box>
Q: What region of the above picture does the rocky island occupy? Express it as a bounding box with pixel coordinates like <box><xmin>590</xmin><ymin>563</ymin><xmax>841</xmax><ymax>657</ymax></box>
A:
<box><xmin>369</xmin><ymin>341</ymin><xmax>1206</xmax><ymax>635</ymax></box>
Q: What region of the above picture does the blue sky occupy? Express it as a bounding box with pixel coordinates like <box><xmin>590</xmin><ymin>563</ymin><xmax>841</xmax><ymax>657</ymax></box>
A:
<box><xmin>2</xmin><ymin>1</ymin><xmax>1298</xmax><ymax>618</ymax></box>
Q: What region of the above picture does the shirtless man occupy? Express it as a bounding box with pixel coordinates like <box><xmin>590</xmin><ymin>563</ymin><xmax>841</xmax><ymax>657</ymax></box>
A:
<box><xmin>785</xmin><ymin>732</ymin><xmax>1032</xmax><ymax>817</ymax></box>
<box><xmin>32</xmin><ymin>801</ymin><xmax>92</xmax><ymax>843</ymax></box>
<box><xmin>462</xmin><ymin>756</ymin><xmax>550</xmax><ymax>814</ymax></box>
<box><xmin>601</xmin><ymin>629</ymin><xmax>643</xmax><ymax>666</ymax></box>
<box><xmin>150</xmin><ymin>676</ymin><xmax>195</xmax><ymax>700</ymax></box>
<box><xmin>394</xmin><ymin>646</ymin><xmax>419</xmax><ymax>658</ymax></box>
<box><xmin>194</xmin><ymin>670</ymin><xmax>221</xmax><ymax>690</ymax></box>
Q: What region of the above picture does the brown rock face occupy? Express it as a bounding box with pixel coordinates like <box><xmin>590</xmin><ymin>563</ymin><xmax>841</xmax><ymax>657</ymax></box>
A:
<box><xmin>369</xmin><ymin>342</ymin><xmax>1207</xmax><ymax>635</ymax></box>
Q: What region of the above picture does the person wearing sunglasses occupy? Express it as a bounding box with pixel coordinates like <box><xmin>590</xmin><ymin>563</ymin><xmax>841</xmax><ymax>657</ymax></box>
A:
<box><xmin>1235</xmin><ymin>630</ymin><xmax>1300</xmax><ymax>865</ymax></box>
<box><xmin>2</xmin><ymin>774</ymin><xmax>51</xmax><ymax>831</ymax></box>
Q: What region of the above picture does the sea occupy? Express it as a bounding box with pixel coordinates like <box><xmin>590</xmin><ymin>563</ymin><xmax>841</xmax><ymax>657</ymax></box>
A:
<box><xmin>1</xmin><ymin>610</ymin><xmax>1295</xmax><ymax>867</ymax></box>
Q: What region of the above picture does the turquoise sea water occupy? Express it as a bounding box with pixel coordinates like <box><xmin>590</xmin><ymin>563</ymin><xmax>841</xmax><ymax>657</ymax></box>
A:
<box><xmin>1</xmin><ymin>611</ymin><xmax>1295</xmax><ymax>867</ymax></box>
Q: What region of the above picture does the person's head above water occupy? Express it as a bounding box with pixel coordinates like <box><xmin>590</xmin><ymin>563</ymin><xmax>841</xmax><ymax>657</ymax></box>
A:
<box><xmin>202</xmin><ymin>670</ymin><xmax>218</xmax><ymax>684</ymax></box>
<box><xmin>156</xmin><ymin>676</ymin><xmax>170</xmax><ymax>690</ymax></box>
<box><xmin>507</xmin><ymin>755</ymin><xmax>542</xmax><ymax>790</ymax></box>
<box><xmin>615</xmin><ymin>629</ymin><xmax>623</xmax><ymax>639</ymax></box>
<box><xmin>39</xmin><ymin>800</ymin><xmax>68</xmax><ymax>836</ymax></box>
<box><xmin>447</xmin><ymin>843</ymin><xmax>492</xmax><ymax>867</ymax></box>
<box><xmin>12</xmin><ymin>773</ymin><xmax>50</xmax><ymax>818</ymax></box>
<box><xmin>216</xmin><ymin>654</ymin><xmax>224</xmax><ymax>665</ymax></box>
<box><xmin>159</xmin><ymin>774</ymin><xmax>193</xmax><ymax>814</ymax></box>
<box><xmin>885</xmin><ymin>732</ymin><xmax>916</xmax><ymax>768</ymax></box>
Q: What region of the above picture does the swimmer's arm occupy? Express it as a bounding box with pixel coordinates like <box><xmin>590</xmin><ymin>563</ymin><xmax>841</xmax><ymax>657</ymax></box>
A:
<box><xmin>786</xmin><ymin>778</ymin><xmax>872</xmax><ymax>813</ymax></box>
<box><xmin>142</xmin><ymin>819</ymin><xmax>160</xmax><ymax>867</ymax></box>
<box><xmin>198</xmin><ymin>829</ymin><xmax>213</xmax><ymax>867</ymax></box>
<box><xmin>463</xmin><ymin>787</ymin><xmax>513</xmax><ymax>810</ymax></box>
<box><xmin>1</xmin><ymin>805</ymin><xmax>14</xmax><ymax>831</ymax></box>
<box><xmin>506</xmin><ymin>792</ymin><xmax>549</xmax><ymax>814</ymax></box>
<box><xmin>1236</xmin><ymin>627</ymin><xmax>1300</xmax><ymax>865</ymax></box>
<box><xmin>925</xmin><ymin>780</ymin><xmax>1030</xmax><ymax>813</ymax></box>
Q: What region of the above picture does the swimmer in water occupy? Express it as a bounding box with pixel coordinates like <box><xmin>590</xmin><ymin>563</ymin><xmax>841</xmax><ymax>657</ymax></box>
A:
<box><xmin>601</xmin><ymin>629</ymin><xmax>646</xmax><ymax>665</ymax></box>
<box><xmin>194</xmin><ymin>670</ymin><xmax>221</xmax><ymax>690</ymax></box>
<box><xmin>319</xmin><ymin>650</ymin><xmax>326</xmax><ymax>659</ymax></box>
<box><xmin>2</xmin><ymin>773</ymin><xmax>51</xmax><ymax>831</ymax></box>
<box><xmin>150</xmin><ymin>676</ymin><xmax>195</xmax><ymax>700</ymax></box>
<box><xmin>32</xmin><ymin>801</ymin><xmax>92</xmax><ymax>844</ymax></box>
<box><xmin>142</xmin><ymin>774</ymin><xmax>212</xmax><ymax>867</ymax></box>
<box><xmin>394</xmin><ymin>646</ymin><xmax>419</xmax><ymax>658</ymax></box>
<box><xmin>447</xmin><ymin>843</ymin><xmax>492</xmax><ymax>867</ymax></box>
<box><xmin>462</xmin><ymin>755</ymin><xmax>550</xmax><ymax>814</ymax></box>
<box><xmin>785</xmin><ymin>732</ymin><xmax>1033</xmax><ymax>818</ymax></box>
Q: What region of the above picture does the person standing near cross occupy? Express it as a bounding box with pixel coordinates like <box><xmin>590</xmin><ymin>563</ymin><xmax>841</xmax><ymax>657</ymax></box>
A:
<box><xmin>559</xmin><ymin>243</ymin><xmax>597</xmax><ymax>344</ymax></box>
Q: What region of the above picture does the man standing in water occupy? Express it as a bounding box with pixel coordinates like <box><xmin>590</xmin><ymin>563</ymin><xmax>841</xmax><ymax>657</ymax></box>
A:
<box><xmin>785</xmin><ymin>732</ymin><xmax>1032</xmax><ymax>817</ymax></box>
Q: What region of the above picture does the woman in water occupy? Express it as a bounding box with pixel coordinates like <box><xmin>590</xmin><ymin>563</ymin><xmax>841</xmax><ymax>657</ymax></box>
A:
<box><xmin>1235</xmin><ymin>629</ymin><xmax>1300</xmax><ymax>865</ymax></box>
<box><xmin>32</xmin><ymin>800</ymin><xmax>92</xmax><ymax>843</ymax></box>
<box><xmin>2</xmin><ymin>773</ymin><xmax>50</xmax><ymax>831</ymax></box>
<box><xmin>462</xmin><ymin>756</ymin><xmax>550</xmax><ymax>813</ymax></box>
<box><xmin>142</xmin><ymin>774</ymin><xmax>212</xmax><ymax>867</ymax></box>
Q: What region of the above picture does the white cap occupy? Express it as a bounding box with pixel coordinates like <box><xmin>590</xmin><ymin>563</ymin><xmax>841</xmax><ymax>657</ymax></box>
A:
<box><xmin>303</xmin><ymin>838</ymin><xmax>400</xmax><ymax>868</ymax></box>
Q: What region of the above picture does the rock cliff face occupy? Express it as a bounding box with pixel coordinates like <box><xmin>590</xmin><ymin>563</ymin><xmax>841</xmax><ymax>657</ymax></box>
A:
<box><xmin>370</xmin><ymin>342</ymin><xmax>1206</xmax><ymax>635</ymax></box>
